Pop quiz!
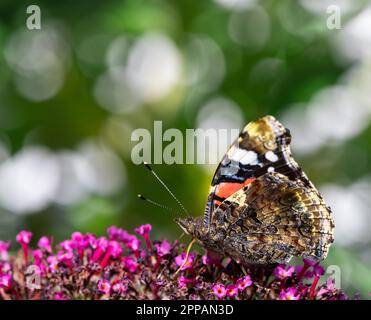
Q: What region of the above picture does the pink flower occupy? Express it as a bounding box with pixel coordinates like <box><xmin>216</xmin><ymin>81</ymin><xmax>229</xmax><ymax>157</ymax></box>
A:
<box><xmin>93</xmin><ymin>237</ymin><xmax>109</xmax><ymax>251</ymax></box>
<box><xmin>309</xmin><ymin>271</ymin><xmax>323</xmax><ymax>298</ymax></box>
<box><xmin>226</xmin><ymin>284</ymin><xmax>238</xmax><ymax>297</ymax></box>
<box><xmin>274</xmin><ymin>264</ymin><xmax>295</xmax><ymax>280</ymax></box>
<box><xmin>85</xmin><ymin>234</ymin><xmax>97</xmax><ymax>247</ymax></box>
<box><xmin>202</xmin><ymin>255</ymin><xmax>211</xmax><ymax>265</ymax></box>
<box><xmin>303</xmin><ymin>258</ymin><xmax>317</xmax><ymax>267</ymax></box>
<box><xmin>117</xmin><ymin>230</ymin><xmax>131</xmax><ymax>243</ymax></box>
<box><xmin>59</xmin><ymin>240</ymin><xmax>73</xmax><ymax>252</ymax></box>
<box><xmin>134</xmin><ymin>224</ymin><xmax>152</xmax><ymax>236</ymax></box>
<box><xmin>71</xmin><ymin>233</ymin><xmax>89</xmax><ymax>260</ymax></box>
<box><xmin>108</xmin><ymin>226</ymin><xmax>131</xmax><ymax>243</ymax></box>
<box><xmin>175</xmin><ymin>252</ymin><xmax>195</xmax><ymax>271</ymax></box>
<box><xmin>0</xmin><ymin>262</ymin><xmax>11</xmax><ymax>273</ymax></box>
<box><xmin>57</xmin><ymin>250</ymin><xmax>73</xmax><ymax>269</ymax></box>
<box><xmin>317</xmin><ymin>278</ymin><xmax>335</xmax><ymax>297</ymax></box>
<box><xmin>0</xmin><ymin>241</ymin><xmax>11</xmax><ymax>261</ymax></box>
<box><xmin>135</xmin><ymin>224</ymin><xmax>153</xmax><ymax>251</ymax></box>
<box><xmin>297</xmin><ymin>258</ymin><xmax>319</xmax><ymax>280</ymax></box>
<box><xmin>125</xmin><ymin>235</ymin><xmax>141</xmax><ymax>252</ymax></box>
<box><xmin>71</xmin><ymin>232</ymin><xmax>89</xmax><ymax>250</ymax></box>
<box><xmin>107</xmin><ymin>226</ymin><xmax>121</xmax><ymax>240</ymax></box>
<box><xmin>100</xmin><ymin>241</ymin><xmax>123</xmax><ymax>269</ymax></box>
<box><xmin>279</xmin><ymin>287</ymin><xmax>300</xmax><ymax>300</ymax></box>
<box><xmin>16</xmin><ymin>231</ymin><xmax>32</xmax><ymax>245</ymax></box>
<box><xmin>202</xmin><ymin>250</ymin><xmax>221</xmax><ymax>268</ymax></box>
<box><xmin>236</xmin><ymin>275</ymin><xmax>252</xmax><ymax>291</ymax></box>
<box><xmin>16</xmin><ymin>230</ymin><xmax>32</xmax><ymax>264</ymax></box>
<box><xmin>297</xmin><ymin>260</ymin><xmax>325</xmax><ymax>280</ymax></box>
<box><xmin>71</xmin><ymin>232</ymin><xmax>83</xmax><ymax>242</ymax></box>
<box><xmin>313</xmin><ymin>264</ymin><xmax>325</xmax><ymax>276</ymax></box>
<box><xmin>57</xmin><ymin>250</ymin><xmax>73</xmax><ymax>262</ymax></box>
<box><xmin>47</xmin><ymin>256</ymin><xmax>59</xmax><ymax>273</ymax></box>
<box><xmin>155</xmin><ymin>240</ymin><xmax>171</xmax><ymax>257</ymax></box>
<box><xmin>178</xmin><ymin>276</ymin><xmax>194</xmax><ymax>288</ymax></box>
<box><xmin>110</xmin><ymin>241</ymin><xmax>123</xmax><ymax>258</ymax></box>
<box><xmin>122</xmin><ymin>256</ymin><xmax>138</xmax><ymax>273</ymax></box>
<box><xmin>295</xmin><ymin>265</ymin><xmax>312</xmax><ymax>279</ymax></box>
<box><xmin>112</xmin><ymin>282</ymin><xmax>127</xmax><ymax>295</ymax></box>
<box><xmin>212</xmin><ymin>284</ymin><xmax>227</xmax><ymax>298</ymax></box>
<box><xmin>33</xmin><ymin>249</ymin><xmax>43</xmax><ymax>265</ymax></box>
<box><xmin>202</xmin><ymin>253</ymin><xmax>220</xmax><ymax>265</ymax></box>
<box><xmin>38</xmin><ymin>236</ymin><xmax>52</xmax><ymax>252</ymax></box>
<box><xmin>98</xmin><ymin>280</ymin><xmax>111</xmax><ymax>294</ymax></box>
<box><xmin>54</xmin><ymin>292</ymin><xmax>67</xmax><ymax>300</ymax></box>
<box><xmin>0</xmin><ymin>274</ymin><xmax>11</xmax><ymax>289</ymax></box>
<box><xmin>0</xmin><ymin>241</ymin><xmax>10</xmax><ymax>250</ymax></box>
<box><xmin>296</xmin><ymin>283</ymin><xmax>309</xmax><ymax>296</ymax></box>
<box><xmin>91</xmin><ymin>237</ymin><xmax>109</xmax><ymax>263</ymax></box>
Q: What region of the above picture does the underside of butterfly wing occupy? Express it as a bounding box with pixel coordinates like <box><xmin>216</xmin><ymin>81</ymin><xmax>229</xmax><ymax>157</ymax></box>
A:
<box><xmin>198</xmin><ymin>172</ymin><xmax>334</xmax><ymax>265</ymax></box>
<box><xmin>204</xmin><ymin>115</ymin><xmax>308</xmax><ymax>228</ymax></box>
<box><xmin>175</xmin><ymin>115</ymin><xmax>335</xmax><ymax>265</ymax></box>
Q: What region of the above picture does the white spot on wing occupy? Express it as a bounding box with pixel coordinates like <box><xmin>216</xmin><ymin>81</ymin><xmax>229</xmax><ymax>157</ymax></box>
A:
<box><xmin>223</xmin><ymin>166</ymin><xmax>239</xmax><ymax>176</ymax></box>
<box><xmin>229</xmin><ymin>148</ymin><xmax>247</xmax><ymax>162</ymax></box>
<box><xmin>240</xmin><ymin>150</ymin><xmax>258</xmax><ymax>165</ymax></box>
<box><xmin>267</xmin><ymin>166</ymin><xmax>275</xmax><ymax>173</ymax></box>
<box><xmin>265</xmin><ymin>151</ymin><xmax>278</xmax><ymax>162</ymax></box>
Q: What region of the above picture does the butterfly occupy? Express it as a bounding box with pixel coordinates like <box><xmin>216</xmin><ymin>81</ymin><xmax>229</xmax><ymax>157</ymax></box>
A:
<box><xmin>175</xmin><ymin>115</ymin><xmax>334</xmax><ymax>265</ymax></box>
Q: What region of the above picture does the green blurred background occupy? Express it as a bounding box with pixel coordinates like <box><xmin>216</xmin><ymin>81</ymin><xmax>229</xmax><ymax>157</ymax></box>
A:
<box><xmin>0</xmin><ymin>0</ymin><xmax>371</xmax><ymax>298</ymax></box>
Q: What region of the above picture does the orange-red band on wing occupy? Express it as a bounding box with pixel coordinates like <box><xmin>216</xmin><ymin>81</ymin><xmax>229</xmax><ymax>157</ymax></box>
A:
<box><xmin>214</xmin><ymin>178</ymin><xmax>255</xmax><ymax>201</ymax></box>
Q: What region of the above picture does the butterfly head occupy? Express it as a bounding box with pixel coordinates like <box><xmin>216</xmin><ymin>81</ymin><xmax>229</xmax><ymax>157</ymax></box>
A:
<box><xmin>175</xmin><ymin>217</ymin><xmax>208</xmax><ymax>241</ymax></box>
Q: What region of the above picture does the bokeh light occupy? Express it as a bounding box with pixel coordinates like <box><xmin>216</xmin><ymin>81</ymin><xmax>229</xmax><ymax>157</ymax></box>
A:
<box><xmin>0</xmin><ymin>147</ymin><xmax>59</xmax><ymax>213</ymax></box>
<box><xmin>4</xmin><ymin>22</ymin><xmax>70</xmax><ymax>101</ymax></box>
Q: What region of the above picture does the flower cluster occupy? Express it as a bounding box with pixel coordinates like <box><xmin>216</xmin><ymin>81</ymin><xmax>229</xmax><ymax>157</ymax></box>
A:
<box><xmin>212</xmin><ymin>276</ymin><xmax>252</xmax><ymax>298</ymax></box>
<box><xmin>0</xmin><ymin>225</ymin><xmax>348</xmax><ymax>300</ymax></box>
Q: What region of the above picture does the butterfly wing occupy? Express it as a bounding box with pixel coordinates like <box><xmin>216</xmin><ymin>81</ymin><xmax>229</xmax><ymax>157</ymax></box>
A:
<box><xmin>204</xmin><ymin>115</ymin><xmax>308</xmax><ymax>227</ymax></box>
<box><xmin>208</xmin><ymin>172</ymin><xmax>334</xmax><ymax>264</ymax></box>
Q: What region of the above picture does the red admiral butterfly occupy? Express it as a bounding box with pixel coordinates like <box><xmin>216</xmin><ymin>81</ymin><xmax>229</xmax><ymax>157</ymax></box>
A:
<box><xmin>175</xmin><ymin>115</ymin><xmax>334</xmax><ymax>264</ymax></box>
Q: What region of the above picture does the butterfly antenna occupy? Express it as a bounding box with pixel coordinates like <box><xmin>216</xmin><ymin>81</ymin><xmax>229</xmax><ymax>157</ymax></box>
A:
<box><xmin>137</xmin><ymin>194</ymin><xmax>174</xmax><ymax>213</ymax></box>
<box><xmin>143</xmin><ymin>162</ymin><xmax>189</xmax><ymax>215</ymax></box>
